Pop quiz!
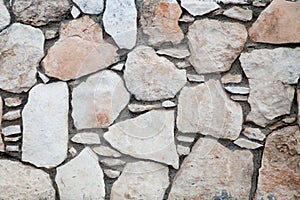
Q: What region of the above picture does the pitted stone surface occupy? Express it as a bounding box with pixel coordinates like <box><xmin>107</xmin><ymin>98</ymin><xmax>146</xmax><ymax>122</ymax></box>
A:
<box><xmin>0</xmin><ymin>23</ymin><xmax>44</xmax><ymax>93</ymax></box>
<box><xmin>104</xmin><ymin>110</ymin><xmax>179</xmax><ymax>168</ymax></box>
<box><xmin>188</xmin><ymin>19</ymin><xmax>247</xmax><ymax>74</ymax></box>
<box><xmin>42</xmin><ymin>16</ymin><xmax>118</xmax><ymax>81</ymax></box>
<box><xmin>124</xmin><ymin>46</ymin><xmax>187</xmax><ymax>101</ymax></box>
<box><xmin>12</xmin><ymin>0</ymin><xmax>70</xmax><ymax>26</ymax></box>
<box><xmin>72</xmin><ymin>0</ymin><xmax>104</xmax><ymax>14</ymax></box>
<box><xmin>177</xmin><ymin>80</ymin><xmax>243</xmax><ymax>140</ymax></box>
<box><xmin>72</xmin><ymin>70</ymin><xmax>130</xmax><ymax>129</ymax></box>
<box><xmin>22</xmin><ymin>82</ymin><xmax>69</xmax><ymax>168</ymax></box>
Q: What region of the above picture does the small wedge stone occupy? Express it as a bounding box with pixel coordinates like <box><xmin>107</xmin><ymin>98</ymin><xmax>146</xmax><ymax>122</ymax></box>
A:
<box><xmin>2</xmin><ymin>110</ymin><xmax>21</xmax><ymax>121</ymax></box>
<box><xmin>234</xmin><ymin>138</ymin><xmax>263</xmax><ymax>149</ymax></box>
<box><xmin>93</xmin><ymin>146</ymin><xmax>122</xmax><ymax>158</ymax></box>
<box><xmin>71</xmin><ymin>132</ymin><xmax>101</xmax><ymax>145</ymax></box>
<box><xmin>2</xmin><ymin>125</ymin><xmax>21</xmax><ymax>136</ymax></box>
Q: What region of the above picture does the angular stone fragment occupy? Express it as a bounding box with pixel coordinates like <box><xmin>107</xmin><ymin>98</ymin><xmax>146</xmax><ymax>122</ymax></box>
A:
<box><xmin>0</xmin><ymin>160</ymin><xmax>55</xmax><ymax>199</ymax></box>
<box><xmin>4</xmin><ymin>135</ymin><xmax>21</xmax><ymax>142</ymax></box>
<box><xmin>100</xmin><ymin>158</ymin><xmax>125</xmax><ymax>167</ymax></box>
<box><xmin>249</xmin><ymin>0</ymin><xmax>300</xmax><ymax>44</ymax></box>
<box><xmin>141</xmin><ymin>0</ymin><xmax>184</xmax><ymax>46</ymax></box>
<box><xmin>0</xmin><ymin>23</ymin><xmax>44</xmax><ymax>93</ymax></box>
<box><xmin>224</xmin><ymin>86</ymin><xmax>250</xmax><ymax>94</ymax></box>
<box><xmin>72</xmin><ymin>70</ymin><xmax>130</xmax><ymax>129</ymax></box>
<box><xmin>231</xmin><ymin>95</ymin><xmax>248</xmax><ymax>101</ymax></box>
<box><xmin>56</xmin><ymin>147</ymin><xmax>105</xmax><ymax>200</ymax></box>
<box><xmin>111</xmin><ymin>62</ymin><xmax>124</xmax><ymax>71</ymax></box>
<box><xmin>162</xmin><ymin>100</ymin><xmax>176</xmax><ymax>108</ymax></box>
<box><xmin>0</xmin><ymin>0</ymin><xmax>10</xmax><ymax>31</ymax></box>
<box><xmin>124</xmin><ymin>46</ymin><xmax>186</xmax><ymax>101</ymax></box>
<box><xmin>128</xmin><ymin>103</ymin><xmax>161</xmax><ymax>113</ymax></box>
<box><xmin>22</xmin><ymin>82</ymin><xmax>68</xmax><ymax>168</ymax></box>
<box><xmin>177</xmin><ymin>80</ymin><xmax>243</xmax><ymax>140</ymax></box>
<box><xmin>104</xmin><ymin>169</ymin><xmax>121</xmax><ymax>179</ymax></box>
<box><xmin>156</xmin><ymin>48</ymin><xmax>190</xmax><ymax>59</ymax></box>
<box><xmin>93</xmin><ymin>146</ymin><xmax>122</xmax><ymax>158</ymax></box>
<box><xmin>4</xmin><ymin>97</ymin><xmax>22</xmax><ymax>107</ymax></box>
<box><xmin>223</xmin><ymin>6</ymin><xmax>252</xmax><ymax>21</ymax></box>
<box><xmin>234</xmin><ymin>138</ymin><xmax>263</xmax><ymax>149</ymax></box>
<box><xmin>176</xmin><ymin>61</ymin><xmax>190</xmax><ymax>69</ymax></box>
<box><xmin>71</xmin><ymin>132</ymin><xmax>101</xmax><ymax>145</ymax></box>
<box><xmin>13</xmin><ymin>0</ymin><xmax>70</xmax><ymax>26</ymax></box>
<box><xmin>71</xmin><ymin>6</ymin><xmax>81</xmax><ymax>19</ymax></box>
<box><xmin>240</xmin><ymin>48</ymin><xmax>300</xmax><ymax>126</ymax></box>
<box><xmin>179</xmin><ymin>14</ymin><xmax>195</xmax><ymax>23</ymax></box>
<box><xmin>187</xmin><ymin>74</ymin><xmax>205</xmax><ymax>83</ymax></box>
<box><xmin>221</xmin><ymin>73</ymin><xmax>242</xmax><ymax>84</ymax></box>
<box><xmin>177</xmin><ymin>144</ymin><xmax>190</xmax><ymax>156</ymax></box>
<box><xmin>2</xmin><ymin>110</ymin><xmax>21</xmax><ymax>121</ymax></box>
<box><xmin>181</xmin><ymin>0</ymin><xmax>220</xmax><ymax>16</ymax></box>
<box><xmin>72</xmin><ymin>0</ymin><xmax>103</xmax><ymax>14</ymax></box>
<box><xmin>2</xmin><ymin>125</ymin><xmax>21</xmax><ymax>136</ymax></box>
<box><xmin>103</xmin><ymin>0</ymin><xmax>137</xmax><ymax>49</ymax></box>
<box><xmin>42</xmin><ymin>16</ymin><xmax>118</xmax><ymax>81</ymax></box>
<box><xmin>188</xmin><ymin>19</ymin><xmax>247</xmax><ymax>74</ymax></box>
<box><xmin>255</xmin><ymin>126</ymin><xmax>300</xmax><ymax>199</ymax></box>
<box><xmin>176</xmin><ymin>134</ymin><xmax>195</xmax><ymax>143</ymax></box>
<box><xmin>242</xmin><ymin>127</ymin><xmax>266</xmax><ymax>141</ymax></box>
<box><xmin>169</xmin><ymin>137</ymin><xmax>253</xmax><ymax>199</ymax></box>
<box><xmin>111</xmin><ymin>161</ymin><xmax>169</xmax><ymax>200</ymax></box>
<box><xmin>216</xmin><ymin>0</ymin><xmax>248</xmax><ymax>4</ymax></box>
<box><xmin>104</xmin><ymin>110</ymin><xmax>179</xmax><ymax>168</ymax></box>
<box><xmin>38</xmin><ymin>71</ymin><xmax>50</xmax><ymax>83</ymax></box>
<box><xmin>5</xmin><ymin>145</ymin><xmax>19</xmax><ymax>152</ymax></box>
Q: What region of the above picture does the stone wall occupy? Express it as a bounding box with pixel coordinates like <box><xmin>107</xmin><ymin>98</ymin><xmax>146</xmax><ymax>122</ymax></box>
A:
<box><xmin>0</xmin><ymin>0</ymin><xmax>299</xmax><ymax>199</ymax></box>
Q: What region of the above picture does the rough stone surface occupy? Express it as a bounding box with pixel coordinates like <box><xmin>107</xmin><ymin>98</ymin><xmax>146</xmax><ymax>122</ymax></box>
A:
<box><xmin>72</xmin><ymin>70</ymin><xmax>130</xmax><ymax>129</ymax></box>
<box><xmin>224</xmin><ymin>86</ymin><xmax>250</xmax><ymax>94</ymax></box>
<box><xmin>156</xmin><ymin>48</ymin><xmax>190</xmax><ymax>59</ymax></box>
<box><xmin>0</xmin><ymin>23</ymin><xmax>44</xmax><ymax>93</ymax></box>
<box><xmin>104</xmin><ymin>169</ymin><xmax>121</xmax><ymax>179</ymax></box>
<box><xmin>188</xmin><ymin>19</ymin><xmax>247</xmax><ymax>74</ymax></box>
<box><xmin>169</xmin><ymin>137</ymin><xmax>253</xmax><ymax>199</ymax></box>
<box><xmin>71</xmin><ymin>132</ymin><xmax>101</xmax><ymax>145</ymax></box>
<box><xmin>104</xmin><ymin>110</ymin><xmax>179</xmax><ymax>168</ymax></box>
<box><xmin>0</xmin><ymin>0</ymin><xmax>10</xmax><ymax>31</ymax></box>
<box><xmin>234</xmin><ymin>138</ymin><xmax>263</xmax><ymax>149</ymax></box>
<box><xmin>110</xmin><ymin>161</ymin><xmax>169</xmax><ymax>200</ymax></box>
<box><xmin>103</xmin><ymin>0</ymin><xmax>137</xmax><ymax>49</ymax></box>
<box><xmin>249</xmin><ymin>0</ymin><xmax>300</xmax><ymax>44</ymax></box>
<box><xmin>141</xmin><ymin>0</ymin><xmax>184</xmax><ymax>46</ymax></box>
<box><xmin>56</xmin><ymin>147</ymin><xmax>105</xmax><ymax>200</ymax></box>
<box><xmin>12</xmin><ymin>0</ymin><xmax>70</xmax><ymax>26</ymax></box>
<box><xmin>0</xmin><ymin>159</ymin><xmax>55</xmax><ymax>199</ymax></box>
<box><xmin>255</xmin><ymin>126</ymin><xmax>300</xmax><ymax>199</ymax></box>
<box><xmin>2</xmin><ymin>125</ymin><xmax>21</xmax><ymax>136</ymax></box>
<box><xmin>231</xmin><ymin>95</ymin><xmax>248</xmax><ymax>102</ymax></box>
<box><xmin>42</xmin><ymin>16</ymin><xmax>118</xmax><ymax>81</ymax></box>
<box><xmin>223</xmin><ymin>6</ymin><xmax>252</xmax><ymax>21</ymax></box>
<box><xmin>72</xmin><ymin>0</ymin><xmax>103</xmax><ymax>14</ymax></box>
<box><xmin>93</xmin><ymin>146</ymin><xmax>122</xmax><ymax>158</ymax></box>
<box><xmin>124</xmin><ymin>46</ymin><xmax>187</xmax><ymax>101</ymax></box>
<box><xmin>187</xmin><ymin>74</ymin><xmax>205</xmax><ymax>83</ymax></box>
<box><xmin>22</xmin><ymin>82</ymin><xmax>69</xmax><ymax>168</ymax></box>
<box><xmin>4</xmin><ymin>97</ymin><xmax>22</xmax><ymax>107</ymax></box>
<box><xmin>240</xmin><ymin>48</ymin><xmax>299</xmax><ymax>126</ymax></box>
<box><xmin>221</xmin><ymin>73</ymin><xmax>242</xmax><ymax>84</ymax></box>
<box><xmin>177</xmin><ymin>80</ymin><xmax>243</xmax><ymax>140</ymax></box>
<box><xmin>177</xmin><ymin>144</ymin><xmax>190</xmax><ymax>156</ymax></box>
<box><xmin>242</xmin><ymin>127</ymin><xmax>266</xmax><ymax>141</ymax></box>
<box><xmin>128</xmin><ymin>103</ymin><xmax>161</xmax><ymax>113</ymax></box>
<box><xmin>2</xmin><ymin>110</ymin><xmax>21</xmax><ymax>121</ymax></box>
<box><xmin>100</xmin><ymin>158</ymin><xmax>125</xmax><ymax>167</ymax></box>
<box><xmin>181</xmin><ymin>0</ymin><xmax>220</xmax><ymax>16</ymax></box>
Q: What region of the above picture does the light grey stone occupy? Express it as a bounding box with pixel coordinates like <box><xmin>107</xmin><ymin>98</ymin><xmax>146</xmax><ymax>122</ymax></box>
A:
<box><xmin>93</xmin><ymin>146</ymin><xmax>122</xmax><ymax>158</ymax></box>
<box><xmin>72</xmin><ymin>0</ymin><xmax>103</xmax><ymax>14</ymax></box>
<box><xmin>72</xmin><ymin>70</ymin><xmax>130</xmax><ymax>129</ymax></box>
<box><xmin>223</xmin><ymin>6</ymin><xmax>252</xmax><ymax>21</ymax></box>
<box><xmin>156</xmin><ymin>48</ymin><xmax>190</xmax><ymax>59</ymax></box>
<box><xmin>124</xmin><ymin>46</ymin><xmax>186</xmax><ymax>101</ymax></box>
<box><xmin>104</xmin><ymin>110</ymin><xmax>179</xmax><ymax>168</ymax></box>
<box><xmin>224</xmin><ymin>86</ymin><xmax>250</xmax><ymax>94</ymax></box>
<box><xmin>71</xmin><ymin>132</ymin><xmax>101</xmax><ymax>145</ymax></box>
<box><xmin>100</xmin><ymin>158</ymin><xmax>126</xmax><ymax>167</ymax></box>
<box><xmin>4</xmin><ymin>97</ymin><xmax>22</xmax><ymax>107</ymax></box>
<box><xmin>5</xmin><ymin>145</ymin><xmax>19</xmax><ymax>152</ymax></box>
<box><xmin>177</xmin><ymin>144</ymin><xmax>190</xmax><ymax>156</ymax></box>
<box><xmin>176</xmin><ymin>134</ymin><xmax>196</xmax><ymax>143</ymax></box>
<box><xmin>0</xmin><ymin>23</ymin><xmax>44</xmax><ymax>93</ymax></box>
<box><xmin>111</xmin><ymin>62</ymin><xmax>124</xmax><ymax>71</ymax></box>
<box><xmin>188</xmin><ymin>19</ymin><xmax>247</xmax><ymax>74</ymax></box>
<box><xmin>231</xmin><ymin>95</ymin><xmax>248</xmax><ymax>101</ymax></box>
<box><xmin>103</xmin><ymin>169</ymin><xmax>121</xmax><ymax>179</ymax></box>
<box><xmin>187</xmin><ymin>74</ymin><xmax>205</xmax><ymax>83</ymax></box>
<box><xmin>38</xmin><ymin>71</ymin><xmax>50</xmax><ymax>83</ymax></box>
<box><xmin>0</xmin><ymin>0</ymin><xmax>10</xmax><ymax>31</ymax></box>
<box><xmin>128</xmin><ymin>103</ymin><xmax>161</xmax><ymax>113</ymax></box>
<box><xmin>216</xmin><ymin>0</ymin><xmax>249</xmax><ymax>4</ymax></box>
<box><xmin>2</xmin><ymin>110</ymin><xmax>21</xmax><ymax>121</ymax></box>
<box><xmin>71</xmin><ymin>5</ymin><xmax>81</xmax><ymax>18</ymax></box>
<box><xmin>177</xmin><ymin>80</ymin><xmax>243</xmax><ymax>140</ymax></box>
<box><xmin>103</xmin><ymin>0</ymin><xmax>137</xmax><ymax>49</ymax></box>
<box><xmin>162</xmin><ymin>100</ymin><xmax>176</xmax><ymax>108</ymax></box>
<box><xmin>22</xmin><ymin>82</ymin><xmax>69</xmax><ymax>168</ymax></box>
<box><xmin>68</xmin><ymin>147</ymin><xmax>77</xmax><ymax>157</ymax></box>
<box><xmin>4</xmin><ymin>135</ymin><xmax>21</xmax><ymax>142</ymax></box>
<box><xmin>181</xmin><ymin>0</ymin><xmax>220</xmax><ymax>16</ymax></box>
<box><xmin>179</xmin><ymin>14</ymin><xmax>195</xmax><ymax>23</ymax></box>
<box><xmin>110</xmin><ymin>161</ymin><xmax>169</xmax><ymax>200</ymax></box>
<box><xmin>242</xmin><ymin>127</ymin><xmax>266</xmax><ymax>141</ymax></box>
<box><xmin>234</xmin><ymin>138</ymin><xmax>263</xmax><ymax>149</ymax></box>
<box><xmin>0</xmin><ymin>159</ymin><xmax>55</xmax><ymax>199</ymax></box>
<box><xmin>56</xmin><ymin>147</ymin><xmax>105</xmax><ymax>200</ymax></box>
<box><xmin>221</xmin><ymin>73</ymin><xmax>242</xmax><ymax>84</ymax></box>
<box><xmin>2</xmin><ymin>125</ymin><xmax>21</xmax><ymax>136</ymax></box>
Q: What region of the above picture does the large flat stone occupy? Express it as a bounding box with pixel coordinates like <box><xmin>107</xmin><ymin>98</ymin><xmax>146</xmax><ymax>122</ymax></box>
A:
<box><xmin>177</xmin><ymin>80</ymin><xmax>243</xmax><ymax>140</ymax></box>
<box><xmin>104</xmin><ymin>110</ymin><xmax>179</xmax><ymax>168</ymax></box>
<box><xmin>0</xmin><ymin>159</ymin><xmax>55</xmax><ymax>199</ymax></box>
<box><xmin>72</xmin><ymin>70</ymin><xmax>130</xmax><ymax>129</ymax></box>
<box><xmin>12</xmin><ymin>0</ymin><xmax>70</xmax><ymax>26</ymax></box>
<box><xmin>140</xmin><ymin>0</ymin><xmax>184</xmax><ymax>46</ymax></box>
<box><xmin>22</xmin><ymin>82</ymin><xmax>69</xmax><ymax>168</ymax></box>
<box><xmin>103</xmin><ymin>0</ymin><xmax>137</xmax><ymax>49</ymax></box>
<box><xmin>110</xmin><ymin>161</ymin><xmax>169</xmax><ymax>200</ymax></box>
<box><xmin>42</xmin><ymin>16</ymin><xmax>118</xmax><ymax>81</ymax></box>
<box><xmin>0</xmin><ymin>0</ymin><xmax>10</xmax><ymax>31</ymax></box>
<box><xmin>0</xmin><ymin>23</ymin><xmax>44</xmax><ymax>93</ymax></box>
<box><xmin>255</xmin><ymin>126</ymin><xmax>300</xmax><ymax>199</ymax></box>
<box><xmin>181</xmin><ymin>0</ymin><xmax>220</xmax><ymax>16</ymax></box>
<box><xmin>56</xmin><ymin>147</ymin><xmax>105</xmax><ymax>200</ymax></box>
<box><xmin>124</xmin><ymin>46</ymin><xmax>186</xmax><ymax>101</ymax></box>
<box><xmin>249</xmin><ymin>0</ymin><xmax>300</xmax><ymax>44</ymax></box>
<box><xmin>188</xmin><ymin>19</ymin><xmax>247</xmax><ymax>74</ymax></box>
<box><xmin>169</xmin><ymin>137</ymin><xmax>253</xmax><ymax>200</ymax></box>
